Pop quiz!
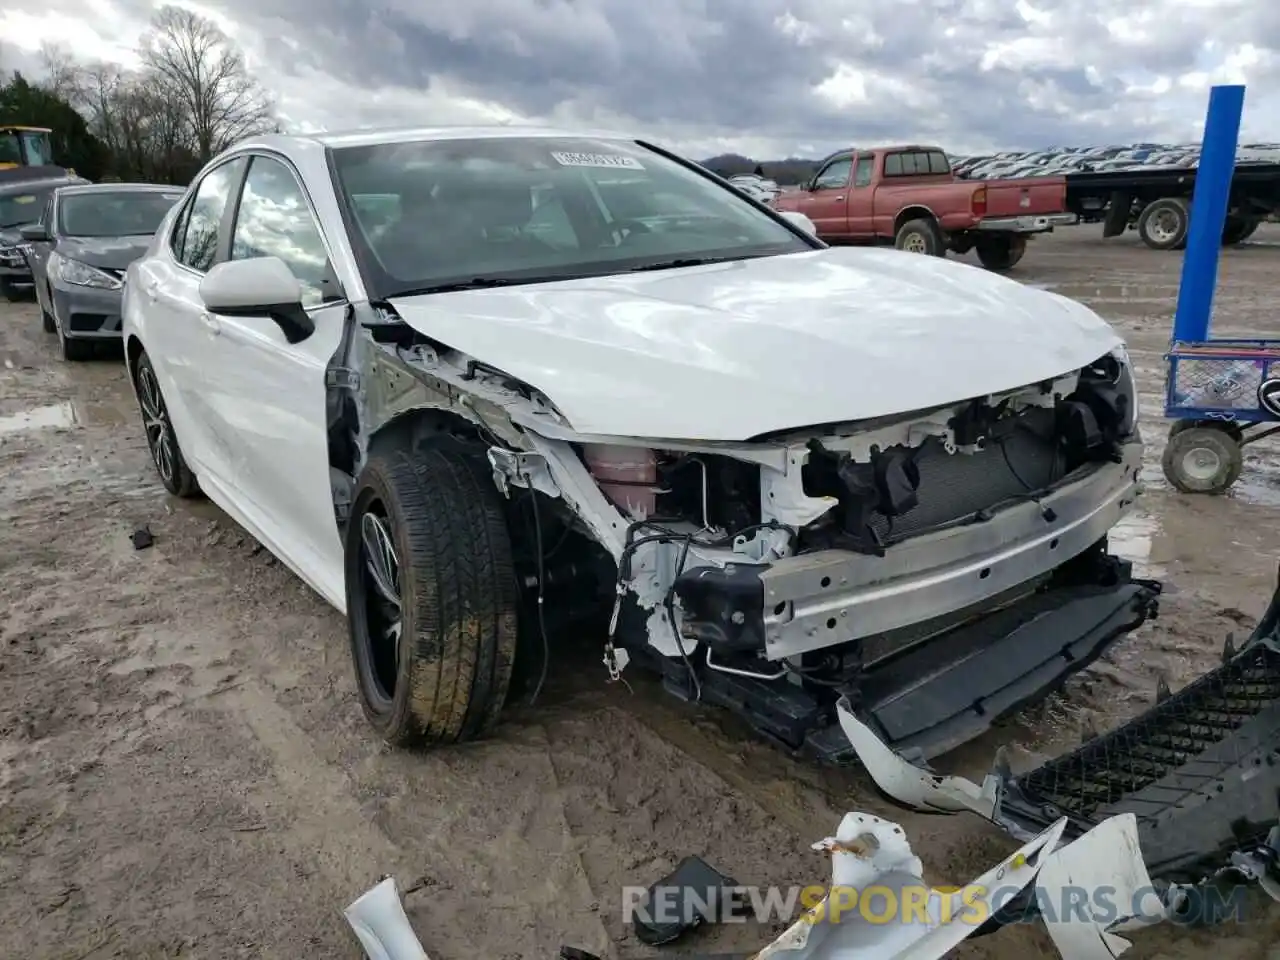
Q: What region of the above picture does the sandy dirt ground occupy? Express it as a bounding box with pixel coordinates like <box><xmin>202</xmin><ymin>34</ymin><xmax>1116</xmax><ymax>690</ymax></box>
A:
<box><xmin>2</xmin><ymin>226</ymin><xmax>1280</xmax><ymax>960</ymax></box>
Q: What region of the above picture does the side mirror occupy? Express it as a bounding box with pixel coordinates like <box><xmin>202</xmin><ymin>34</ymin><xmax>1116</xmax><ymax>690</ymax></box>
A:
<box><xmin>199</xmin><ymin>256</ymin><xmax>315</xmax><ymax>344</ymax></box>
<box><xmin>19</xmin><ymin>223</ymin><xmax>50</xmax><ymax>242</ymax></box>
<box><xmin>779</xmin><ymin>211</ymin><xmax>817</xmax><ymax>236</ymax></box>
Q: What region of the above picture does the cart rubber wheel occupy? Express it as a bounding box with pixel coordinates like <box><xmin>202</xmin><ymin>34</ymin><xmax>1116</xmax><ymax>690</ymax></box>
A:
<box><xmin>345</xmin><ymin>443</ymin><xmax>518</xmax><ymax>747</ymax></box>
<box><xmin>894</xmin><ymin>218</ymin><xmax>945</xmax><ymax>256</ymax></box>
<box><xmin>1137</xmin><ymin>198</ymin><xmax>1189</xmax><ymax>251</ymax></box>
<box><xmin>1162</xmin><ymin>426</ymin><xmax>1243</xmax><ymax>494</ymax></box>
<box><xmin>975</xmin><ymin>235</ymin><xmax>1027</xmax><ymax>271</ymax></box>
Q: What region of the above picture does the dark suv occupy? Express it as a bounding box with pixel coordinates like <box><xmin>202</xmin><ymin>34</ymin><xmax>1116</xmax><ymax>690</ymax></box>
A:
<box><xmin>0</xmin><ymin>167</ymin><xmax>90</xmax><ymax>300</ymax></box>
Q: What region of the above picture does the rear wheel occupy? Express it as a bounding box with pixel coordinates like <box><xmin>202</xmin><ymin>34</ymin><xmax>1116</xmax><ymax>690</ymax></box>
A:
<box><xmin>345</xmin><ymin>443</ymin><xmax>518</xmax><ymax>746</ymax></box>
<box><xmin>975</xmin><ymin>234</ymin><xmax>1027</xmax><ymax>271</ymax></box>
<box><xmin>1137</xmin><ymin>198</ymin><xmax>1189</xmax><ymax>250</ymax></box>
<box><xmin>1222</xmin><ymin>216</ymin><xmax>1259</xmax><ymax>246</ymax></box>
<box><xmin>133</xmin><ymin>351</ymin><xmax>200</xmax><ymax>497</ymax></box>
<box><xmin>894</xmin><ymin>218</ymin><xmax>945</xmax><ymax>256</ymax></box>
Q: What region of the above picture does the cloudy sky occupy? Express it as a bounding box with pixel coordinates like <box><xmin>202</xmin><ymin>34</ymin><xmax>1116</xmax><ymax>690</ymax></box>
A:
<box><xmin>1</xmin><ymin>0</ymin><xmax>1278</xmax><ymax>159</ymax></box>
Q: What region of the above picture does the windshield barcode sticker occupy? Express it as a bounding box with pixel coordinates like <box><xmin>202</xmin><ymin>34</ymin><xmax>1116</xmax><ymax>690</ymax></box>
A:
<box><xmin>551</xmin><ymin>151</ymin><xmax>644</xmax><ymax>170</ymax></box>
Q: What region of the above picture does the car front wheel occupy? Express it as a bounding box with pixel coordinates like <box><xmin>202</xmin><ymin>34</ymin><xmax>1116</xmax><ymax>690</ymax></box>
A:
<box><xmin>345</xmin><ymin>442</ymin><xmax>518</xmax><ymax>747</ymax></box>
<box><xmin>133</xmin><ymin>350</ymin><xmax>200</xmax><ymax>497</ymax></box>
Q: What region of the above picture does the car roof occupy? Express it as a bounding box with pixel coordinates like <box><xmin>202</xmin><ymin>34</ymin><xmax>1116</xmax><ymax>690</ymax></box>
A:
<box><xmin>56</xmin><ymin>182</ymin><xmax>183</xmax><ymax>196</ymax></box>
<box><xmin>0</xmin><ymin>177</ymin><xmax>82</xmax><ymax>195</ymax></box>
<box><xmin>239</xmin><ymin>125</ymin><xmax>637</xmax><ymax>153</ymax></box>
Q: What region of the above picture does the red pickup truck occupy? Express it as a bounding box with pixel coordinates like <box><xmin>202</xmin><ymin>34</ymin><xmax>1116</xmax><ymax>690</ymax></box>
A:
<box><xmin>772</xmin><ymin>145</ymin><xmax>1077</xmax><ymax>270</ymax></box>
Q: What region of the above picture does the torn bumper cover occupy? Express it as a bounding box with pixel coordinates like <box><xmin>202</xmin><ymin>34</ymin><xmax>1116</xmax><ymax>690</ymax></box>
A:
<box><xmin>835</xmin><ymin>565</ymin><xmax>1280</xmax><ymax>946</ymax></box>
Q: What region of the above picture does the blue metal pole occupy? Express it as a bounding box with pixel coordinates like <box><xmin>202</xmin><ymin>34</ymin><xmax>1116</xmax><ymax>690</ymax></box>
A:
<box><xmin>1171</xmin><ymin>84</ymin><xmax>1245</xmax><ymax>344</ymax></box>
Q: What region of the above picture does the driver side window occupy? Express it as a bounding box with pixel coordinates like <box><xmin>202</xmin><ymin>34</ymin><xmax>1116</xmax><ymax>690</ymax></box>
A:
<box><xmin>814</xmin><ymin>158</ymin><xmax>853</xmax><ymax>190</ymax></box>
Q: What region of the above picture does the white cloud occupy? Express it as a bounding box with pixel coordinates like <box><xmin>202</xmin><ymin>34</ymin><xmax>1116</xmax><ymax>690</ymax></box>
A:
<box><xmin>3</xmin><ymin>0</ymin><xmax>1280</xmax><ymax>159</ymax></box>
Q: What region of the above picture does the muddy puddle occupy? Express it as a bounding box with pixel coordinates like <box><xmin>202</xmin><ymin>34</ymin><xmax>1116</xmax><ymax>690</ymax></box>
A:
<box><xmin>0</xmin><ymin>397</ymin><xmax>132</xmax><ymax>436</ymax></box>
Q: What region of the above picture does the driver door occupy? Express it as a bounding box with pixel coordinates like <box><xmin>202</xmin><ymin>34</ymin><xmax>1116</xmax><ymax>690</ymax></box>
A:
<box><xmin>197</xmin><ymin>152</ymin><xmax>348</xmax><ymax>602</ymax></box>
<box><xmin>801</xmin><ymin>156</ymin><xmax>854</xmax><ymax>238</ymax></box>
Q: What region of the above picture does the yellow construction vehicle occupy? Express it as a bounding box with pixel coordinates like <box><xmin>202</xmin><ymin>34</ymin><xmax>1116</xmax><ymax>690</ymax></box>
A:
<box><xmin>0</xmin><ymin>126</ymin><xmax>55</xmax><ymax>170</ymax></box>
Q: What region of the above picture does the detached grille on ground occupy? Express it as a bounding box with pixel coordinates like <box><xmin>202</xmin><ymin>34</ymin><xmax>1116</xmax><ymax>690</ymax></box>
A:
<box><xmin>997</xmin><ymin>578</ymin><xmax>1280</xmax><ymax>883</ymax></box>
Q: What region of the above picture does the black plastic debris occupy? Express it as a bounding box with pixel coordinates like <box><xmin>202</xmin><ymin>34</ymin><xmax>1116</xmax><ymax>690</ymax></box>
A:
<box><xmin>130</xmin><ymin>525</ymin><xmax>155</xmax><ymax>550</ymax></box>
<box><xmin>632</xmin><ymin>855</ymin><xmax>744</xmax><ymax>947</ymax></box>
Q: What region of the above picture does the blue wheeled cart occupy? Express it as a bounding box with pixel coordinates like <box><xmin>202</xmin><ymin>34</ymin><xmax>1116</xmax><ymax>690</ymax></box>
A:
<box><xmin>1162</xmin><ymin>84</ymin><xmax>1280</xmax><ymax>495</ymax></box>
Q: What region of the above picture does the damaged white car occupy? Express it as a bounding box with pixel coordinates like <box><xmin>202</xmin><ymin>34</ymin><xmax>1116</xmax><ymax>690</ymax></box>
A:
<box><xmin>122</xmin><ymin>128</ymin><xmax>1157</xmax><ymax>758</ymax></box>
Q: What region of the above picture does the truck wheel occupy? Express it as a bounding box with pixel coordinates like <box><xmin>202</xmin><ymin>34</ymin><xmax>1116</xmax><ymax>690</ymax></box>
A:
<box><xmin>975</xmin><ymin>235</ymin><xmax>1027</xmax><ymax>271</ymax></box>
<box><xmin>345</xmin><ymin>442</ymin><xmax>518</xmax><ymax>747</ymax></box>
<box><xmin>1161</xmin><ymin>426</ymin><xmax>1243</xmax><ymax>495</ymax></box>
<box><xmin>1222</xmin><ymin>216</ymin><xmax>1258</xmax><ymax>246</ymax></box>
<box><xmin>1137</xmin><ymin>198</ymin><xmax>1189</xmax><ymax>250</ymax></box>
<box><xmin>0</xmin><ymin>278</ymin><xmax>19</xmax><ymax>302</ymax></box>
<box><xmin>895</xmin><ymin>218</ymin><xmax>945</xmax><ymax>256</ymax></box>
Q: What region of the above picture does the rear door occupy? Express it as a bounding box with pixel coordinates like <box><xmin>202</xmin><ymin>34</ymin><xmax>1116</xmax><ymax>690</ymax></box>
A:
<box><xmin>199</xmin><ymin>151</ymin><xmax>348</xmax><ymax>597</ymax></box>
<box><xmin>845</xmin><ymin>154</ymin><xmax>877</xmax><ymax>236</ymax></box>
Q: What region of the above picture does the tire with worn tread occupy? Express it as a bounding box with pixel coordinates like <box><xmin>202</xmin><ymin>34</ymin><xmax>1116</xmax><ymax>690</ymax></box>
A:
<box><xmin>975</xmin><ymin>234</ymin><xmax>1027</xmax><ymax>271</ymax></box>
<box><xmin>1161</xmin><ymin>425</ymin><xmax>1243</xmax><ymax>494</ymax></box>
<box><xmin>132</xmin><ymin>350</ymin><xmax>200</xmax><ymax>497</ymax></box>
<box><xmin>894</xmin><ymin>218</ymin><xmax>945</xmax><ymax>256</ymax></box>
<box><xmin>345</xmin><ymin>443</ymin><xmax>518</xmax><ymax>747</ymax></box>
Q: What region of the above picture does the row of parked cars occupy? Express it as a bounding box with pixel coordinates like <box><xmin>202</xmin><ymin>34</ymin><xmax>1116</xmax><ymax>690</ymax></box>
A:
<box><xmin>0</xmin><ymin>167</ymin><xmax>184</xmax><ymax>360</ymax></box>
<box><xmin>953</xmin><ymin>142</ymin><xmax>1280</xmax><ymax>180</ymax></box>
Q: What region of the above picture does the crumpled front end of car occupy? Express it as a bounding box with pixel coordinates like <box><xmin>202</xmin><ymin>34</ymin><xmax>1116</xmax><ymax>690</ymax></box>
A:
<box><xmin>443</xmin><ymin>337</ymin><xmax>1161</xmax><ymax>761</ymax></box>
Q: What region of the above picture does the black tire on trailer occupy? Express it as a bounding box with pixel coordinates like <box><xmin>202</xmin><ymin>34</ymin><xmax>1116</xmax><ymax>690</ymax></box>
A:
<box><xmin>1161</xmin><ymin>426</ymin><xmax>1243</xmax><ymax>495</ymax></box>
<box><xmin>894</xmin><ymin>218</ymin><xmax>945</xmax><ymax>256</ymax></box>
<box><xmin>1222</xmin><ymin>216</ymin><xmax>1259</xmax><ymax>245</ymax></box>
<box><xmin>975</xmin><ymin>234</ymin><xmax>1028</xmax><ymax>271</ymax></box>
<box><xmin>345</xmin><ymin>443</ymin><xmax>519</xmax><ymax>747</ymax></box>
<box><xmin>132</xmin><ymin>350</ymin><xmax>200</xmax><ymax>497</ymax></box>
<box><xmin>1137</xmin><ymin>197</ymin><xmax>1190</xmax><ymax>250</ymax></box>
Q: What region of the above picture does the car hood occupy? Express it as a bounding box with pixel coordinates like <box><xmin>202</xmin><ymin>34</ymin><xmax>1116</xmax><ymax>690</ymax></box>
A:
<box><xmin>387</xmin><ymin>247</ymin><xmax>1123</xmax><ymax>442</ymax></box>
<box><xmin>58</xmin><ymin>235</ymin><xmax>153</xmax><ymax>270</ymax></box>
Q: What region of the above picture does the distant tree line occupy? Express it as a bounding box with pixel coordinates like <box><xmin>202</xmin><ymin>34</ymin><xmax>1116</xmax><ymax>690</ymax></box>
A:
<box><xmin>701</xmin><ymin>153</ymin><xmax>824</xmax><ymax>185</ymax></box>
<box><xmin>0</xmin><ymin>4</ymin><xmax>278</xmax><ymax>185</ymax></box>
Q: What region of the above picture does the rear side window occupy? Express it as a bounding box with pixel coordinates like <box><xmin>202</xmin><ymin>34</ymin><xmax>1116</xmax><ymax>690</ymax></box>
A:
<box><xmin>853</xmin><ymin>156</ymin><xmax>874</xmax><ymax>187</ymax></box>
<box><xmin>883</xmin><ymin>151</ymin><xmax>951</xmax><ymax>177</ymax></box>
<box><xmin>174</xmin><ymin>158</ymin><xmax>247</xmax><ymax>272</ymax></box>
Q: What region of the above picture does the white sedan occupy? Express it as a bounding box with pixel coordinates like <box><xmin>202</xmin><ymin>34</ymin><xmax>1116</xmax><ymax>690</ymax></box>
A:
<box><xmin>122</xmin><ymin>127</ymin><xmax>1153</xmax><ymax>759</ymax></box>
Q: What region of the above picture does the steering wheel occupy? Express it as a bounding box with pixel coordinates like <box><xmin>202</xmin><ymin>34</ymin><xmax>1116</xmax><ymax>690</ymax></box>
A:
<box><xmin>610</xmin><ymin>219</ymin><xmax>653</xmax><ymax>243</ymax></box>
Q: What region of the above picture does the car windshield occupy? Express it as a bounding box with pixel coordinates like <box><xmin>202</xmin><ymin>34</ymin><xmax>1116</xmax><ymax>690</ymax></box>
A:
<box><xmin>0</xmin><ymin>188</ymin><xmax>49</xmax><ymax>228</ymax></box>
<box><xmin>58</xmin><ymin>191</ymin><xmax>184</xmax><ymax>238</ymax></box>
<box><xmin>329</xmin><ymin>136</ymin><xmax>812</xmax><ymax>297</ymax></box>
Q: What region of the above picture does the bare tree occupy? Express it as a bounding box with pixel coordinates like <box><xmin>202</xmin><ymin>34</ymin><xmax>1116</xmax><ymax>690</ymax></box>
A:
<box><xmin>139</xmin><ymin>5</ymin><xmax>276</xmax><ymax>161</ymax></box>
<box><xmin>36</xmin><ymin>42</ymin><xmax>83</xmax><ymax>101</ymax></box>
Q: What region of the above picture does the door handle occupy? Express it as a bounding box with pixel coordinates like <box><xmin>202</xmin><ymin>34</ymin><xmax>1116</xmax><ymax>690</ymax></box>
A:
<box><xmin>200</xmin><ymin>312</ymin><xmax>221</xmax><ymax>335</ymax></box>
<box><xmin>833</xmin><ymin>196</ymin><xmax>845</xmax><ymax>201</ymax></box>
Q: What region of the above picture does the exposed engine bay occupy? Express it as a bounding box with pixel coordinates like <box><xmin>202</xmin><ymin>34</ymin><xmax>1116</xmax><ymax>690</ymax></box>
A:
<box><xmin>327</xmin><ymin>303</ymin><xmax>1159</xmax><ymax>761</ymax></box>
